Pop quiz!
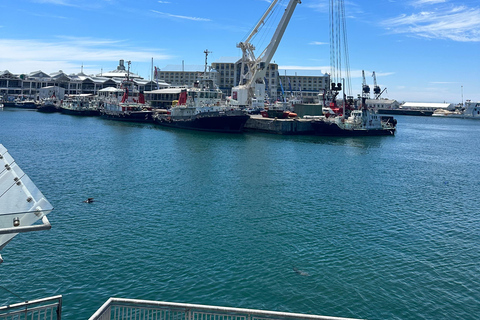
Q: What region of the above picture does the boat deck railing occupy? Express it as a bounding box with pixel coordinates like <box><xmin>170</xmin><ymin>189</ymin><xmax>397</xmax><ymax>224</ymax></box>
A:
<box><xmin>0</xmin><ymin>295</ymin><xmax>62</xmax><ymax>320</ymax></box>
<box><xmin>89</xmin><ymin>298</ymin><xmax>362</xmax><ymax>320</ymax></box>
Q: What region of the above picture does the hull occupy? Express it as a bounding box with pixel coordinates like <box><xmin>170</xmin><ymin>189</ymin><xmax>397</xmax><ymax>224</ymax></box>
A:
<box><xmin>154</xmin><ymin>114</ymin><xmax>250</xmax><ymax>133</ymax></box>
<box><xmin>312</xmin><ymin>120</ymin><xmax>395</xmax><ymax>136</ymax></box>
<box><xmin>377</xmin><ymin>108</ymin><xmax>432</xmax><ymax>116</ymax></box>
<box><xmin>101</xmin><ymin>110</ymin><xmax>153</xmax><ymax>123</ymax></box>
<box><xmin>37</xmin><ymin>104</ymin><xmax>60</xmax><ymax>113</ymax></box>
<box><xmin>61</xmin><ymin>107</ymin><xmax>100</xmax><ymax>116</ymax></box>
<box><xmin>13</xmin><ymin>102</ymin><xmax>39</xmax><ymax>109</ymax></box>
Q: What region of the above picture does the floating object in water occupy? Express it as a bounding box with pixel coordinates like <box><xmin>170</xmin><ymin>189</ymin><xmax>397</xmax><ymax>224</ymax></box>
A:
<box><xmin>293</xmin><ymin>267</ymin><xmax>309</xmax><ymax>276</ymax></box>
<box><xmin>84</xmin><ymin>198</ymin><xmax>95</xmax><ymax>203</ymax></box>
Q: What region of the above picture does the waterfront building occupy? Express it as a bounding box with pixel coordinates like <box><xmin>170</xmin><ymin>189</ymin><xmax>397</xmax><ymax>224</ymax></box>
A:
<box><xmin>155</xmin><ymin>65</ymin><xmax>219</xmax><ymax>88</ymax></box>
<box><xmin>211</xmin><ymin>58</ymin><xmax>279</xmax><ymax>100</ymax></box>
<box><xmin>0</xmin><ymin>70</ymin><xmax>22</xmax><ymax>98</ymax></box>
<box><xmin>0</xmin><ymin>60</ymin><xmax>160</xmax><ymax>100</ymax></box>
<box><xmin>364</xmin><ymin>99</ymin><xmax>400</xmax><ymax>110</ymax></box>
<box><xmin>278</xmin><ymin>72</ymin><xmax>330</xmax><ymax>103</ymax></box>
<box><xmin>400</xmin><ymin>102</ymin><xmax>454</xmax><ymax>112</ymax></box>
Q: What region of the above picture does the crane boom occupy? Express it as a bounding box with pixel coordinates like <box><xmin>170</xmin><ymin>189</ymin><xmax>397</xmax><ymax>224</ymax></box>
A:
<box><xmin>232</xmin><ymin>0</ymin><xmax>301</xmax><ymax>107</ymax></box>
<box><xmin>372</xmin><ymin>71</ymin><xmax>383</xmax><ymax>99</ymax></box>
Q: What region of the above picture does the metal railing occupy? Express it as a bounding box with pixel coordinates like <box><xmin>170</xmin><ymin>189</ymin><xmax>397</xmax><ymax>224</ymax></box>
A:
<box><xmin>89</xmin><ymin>298</ymin><xmax>362</xmax><ymax>320</ymax></box>
<box><xmin>0</xmin><ymin>295</ymin><xmax>62</xmax><ymax>320</ymax></box>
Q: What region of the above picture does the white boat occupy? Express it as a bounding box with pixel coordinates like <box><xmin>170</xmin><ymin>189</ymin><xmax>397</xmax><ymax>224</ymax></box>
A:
<box><xmin>311</xmin><ymin>108</ymin><xmax>396</xmax><ymax>136</ymax></box>
<box><xmin>432</xmin><ymin>100</ymin><xmax>480</xmax><ymax>119</ymax></box>
<box><xmin>0</xmin><ymin>144</ymin><xmax>53</xmax><ymax>264</ymax></box>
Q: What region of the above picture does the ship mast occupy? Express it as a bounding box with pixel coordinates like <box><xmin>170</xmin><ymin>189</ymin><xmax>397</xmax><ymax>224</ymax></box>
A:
<box><xmin>203</xmin><ymin>49</ymin><xmax>212</xmax><ymax>77</ymax></box>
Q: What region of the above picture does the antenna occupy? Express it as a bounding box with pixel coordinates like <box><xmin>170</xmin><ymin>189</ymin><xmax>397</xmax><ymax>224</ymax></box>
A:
<box><xmin>204</xmin><ymin>49</ymin><xmax>212</xmax><ymax>75</ymax></box>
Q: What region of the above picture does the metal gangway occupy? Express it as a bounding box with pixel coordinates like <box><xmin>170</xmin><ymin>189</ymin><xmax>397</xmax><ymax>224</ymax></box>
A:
<box><xmin>0</xmin><ymin>295</ymin><xmax>62</xmax><ymax>320</ymax></box>
<box><xmin>89</xmin><ymin>299</ymin><xmax>362</xmax><ymax>320</ymax></box>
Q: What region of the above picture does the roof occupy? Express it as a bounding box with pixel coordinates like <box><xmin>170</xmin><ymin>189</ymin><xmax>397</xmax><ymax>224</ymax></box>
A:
<box><xmin>278</xmin><ymin>70</ymin><xmax>330</xmax><ymax>77</ymax></box>
<box><xmin>366</xmin><ymin>99</ymin><xmax>398</xmax><ymax>104</ymax></box>
<box><xmin>146</xmin><ymin>88</ymin><xmax>183</xmax><ymax>94</ymax></box>
<box><xmin>159</xmin><ymin>65</ymin><xmax>211</xmax><ymax>73</ymax></box>
<box><xmin>213</xmin><ymin>57</ymin><xmax>240</xmax><ymax>64</ymax></box>
<box><xmin>401</xmin><ymin>102</ymin><xmax>453</xmax><ymax>109</ymax></box>
<box><xmin>99</xmin><ymin>87</ymin><xmax>123</xmax><ymax>93</ymax></box>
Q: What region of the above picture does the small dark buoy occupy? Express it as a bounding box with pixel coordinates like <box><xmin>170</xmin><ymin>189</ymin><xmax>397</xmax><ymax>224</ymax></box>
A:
<box><xmin>84</xmin><ymin>198</ymin><xmax>94</xmax><ymax>203</ymax></box>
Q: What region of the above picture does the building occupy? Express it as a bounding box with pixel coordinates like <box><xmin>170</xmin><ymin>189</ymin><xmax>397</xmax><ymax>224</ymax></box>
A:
<box><xmin>155</xmin><ymin>65</ymin><xmax>218</xmax><ymax>88</ymax></box>
<box><xmin>364</xmin><ymin>99</ymin><xmax>401</xmax><ymax>110</ymax></box>
<box><xmin>38</xmin><ymin>86</ymin><xmax>65</xmax><ymax>100</ymax></box>
<box><xmin>0</xmin><ymin>60</ymin><xmax>159</xmax><ymax>100</ymax></box>
<box><xmin>278</xmin><ymin>72</ymin><xmax>330</xmax><ymax>103</ymax></box>
<box><xmin>211</xmin><ymin>58</ymin><xmax>279</xmax><ymax>100</ymax></box>
<box><xmin>400</xmin><ymin>102</ymin><xmax>454</xmax><ymax>111</ymax></box>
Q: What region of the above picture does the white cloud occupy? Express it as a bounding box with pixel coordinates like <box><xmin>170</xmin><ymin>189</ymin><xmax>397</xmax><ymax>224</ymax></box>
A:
<box><xmin>151</xmin><ymin>10</ymin><xmax>211</xmax><ymax>22</ymax></box>
<box><xmin>309</xmin><ymin>41</ymin><xmax>328</xmax><ymax>45</ymax></box>
<box><xmin>0</xmin><ymin>37</ymin><xmax>172</xmax><ymax>75</ymax></box>
<box><xmin>382</xmin><ymin>6</ymin><xmax>480</xmax><ymax>42</ymax></box>
<box><xmin>32</xmin><ymin>0</ymin><xmax>76</xmax><ymax>6</ymax></box>
<box><xmin>410</xmin><ymin>0</ymin><xmax>447</xmax><ymax>6</ymax></box>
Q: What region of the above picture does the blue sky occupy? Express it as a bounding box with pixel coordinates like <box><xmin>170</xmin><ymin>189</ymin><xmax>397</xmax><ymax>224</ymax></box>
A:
<box><xmin>1</xmin><ymin>0</ymin><xmax>479</xmax><ymax>103</ymax></box>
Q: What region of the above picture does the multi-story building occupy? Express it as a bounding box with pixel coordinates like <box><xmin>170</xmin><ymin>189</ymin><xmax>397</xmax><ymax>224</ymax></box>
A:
<box><xmin>155</xmin><ymin>65</ymin><xmax>218</xmax><ymax>88</ymax></box>
<box><xmin>0</xmin><ymin>60</ymin><xmax>160</xmax><ymax>100</ymax></box>
<box><xmin>211</xmin><ymin>58</ymin><xmax>279</xmax><ymax>100</ymax></box>
<box><xmin>278</xmin><ymin>73</ymin><xmax>330</xmax><ymax>103</ymax></box>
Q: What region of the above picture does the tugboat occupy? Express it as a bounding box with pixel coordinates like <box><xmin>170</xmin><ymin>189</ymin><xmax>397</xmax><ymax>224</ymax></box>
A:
<box><xmin>60</xmin><ymin>95</ymin><xmax>101</xmax><ymax>116</ymax></box>
<box><xmin>311</xmin><ymin>82</ymin><xmax>396</xmax><ymax>136</ymax></box>
<box><xmin>153</xmin><ymin>51</ymin><xmax>249</xmax><ymax>133</ymax></box>
<box><xmin>153</xmin><ymin>87</ymin><xmax>250</xmax><ymax>133</ymax></box>
<box><xmin>37</xmin><ymin>93</ymin><xmax>61</xmax><ymax>113</ymax></box>
<box><xmin>311</xmin><ymin>108</ymin><xmax>396</xmax><ymax>136</ymax></box>
<box><xmin>100</xmin><ymin>61</ymin><xmax>153</xmax><ymax>123</ymax></box>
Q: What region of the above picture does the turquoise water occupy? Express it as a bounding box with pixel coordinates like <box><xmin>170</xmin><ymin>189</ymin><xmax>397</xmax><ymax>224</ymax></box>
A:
<box><xmin>1</xmin><ymin>109</ymin><xmax>479</xmax><ymax>320</ymax></box>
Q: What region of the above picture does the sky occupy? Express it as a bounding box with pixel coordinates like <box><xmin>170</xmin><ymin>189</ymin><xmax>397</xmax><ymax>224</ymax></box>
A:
<box><xmin>0</xmin><ymin>0</ymin><xmax>479</xmax><ymax>103</ymax></box>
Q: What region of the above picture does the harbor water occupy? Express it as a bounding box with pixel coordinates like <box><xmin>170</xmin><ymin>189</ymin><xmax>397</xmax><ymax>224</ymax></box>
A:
<box><xmin>1</xmin><ymin>109</ymin><xmax>479</xmax><ymax>319</ymax></box>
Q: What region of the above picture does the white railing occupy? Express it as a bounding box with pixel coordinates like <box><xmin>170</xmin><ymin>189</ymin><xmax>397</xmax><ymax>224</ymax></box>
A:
<box><xmin>89</xmin><ymin>299</ymin><xmax>362</xmax><ymax>320</ymax></box>
<box><xmin>0</xmin><ymin>295</ymin><xmax>62</xmax><ymax>320</ymax></box>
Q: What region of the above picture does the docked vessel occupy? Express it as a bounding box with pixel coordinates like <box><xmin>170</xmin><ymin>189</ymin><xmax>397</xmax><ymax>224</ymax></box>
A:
<box><xmin>311</xmin><ymin>108</ymin><xmax>396</xmax><ymax>136</ymax></box>
<box><xmin>153</xmin><ymin>83</ymin><xmax>249</xmax><ymax>133</ymax></box>
<box><xmin>100</xmin><ymin>61</ymin><xmax>153</xmax><ymax>123</ymax></box>
<box><xmin>153</xmin><ymin>51</ymin><xmax>249</xmax><ymax>133</ymax></box>
<box><xmin>432</xmin><ymin>100</ymin><xmax>480</xmax><ymax>119</ymax></box>
<box><xmin>60</xmin><ymin>95</ymin><xmax>101</xmax><ymax>116</ymax></box>
<box><xmin>14</xmin><ymin>99</ymin><xmax>39</xmax><ymax>109</ymax></box>
<box><xmin>37</xmin><ymin>95</ymin><xmax>61</xmax><ymax>113</ymax></box>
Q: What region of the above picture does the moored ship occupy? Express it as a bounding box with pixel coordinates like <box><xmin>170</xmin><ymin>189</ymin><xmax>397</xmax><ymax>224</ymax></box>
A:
<box><xmin>153</xmin><ymin>81</ymin><xmax>249</xmax><ymax>133</ymax></box>
<box><xmin>100</xmin><ymin>61</ymin><xmax>153</xmax><ymax>123</ymax></box>
<box><xmin>311</xmin><ymin>108</ymin><xmax>396</xmax><ymax>136</ymax></box>
<box><xmin>432</xmin><ymin>100</ymin><xmax>480</xmax><ymax>119</ymax></box>
<box><xmin>60</xmin><ymin>95</ymin><xmax>101</xmax><ymax>116</ymax></box>
<box><xmin>153</xmin><ymin>51</ymin><xmax>249</xmax><ymax>133</ymax></box>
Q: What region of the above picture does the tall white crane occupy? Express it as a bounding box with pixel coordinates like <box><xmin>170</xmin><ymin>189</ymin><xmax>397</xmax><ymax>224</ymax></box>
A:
<box><xmin>232</xmin><ymin>0</ymin><xmax>301</xmax><ymax>108</ymax></box>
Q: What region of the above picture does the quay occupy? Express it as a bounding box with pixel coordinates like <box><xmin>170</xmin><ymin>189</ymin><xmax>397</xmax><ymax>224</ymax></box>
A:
<box><xmin>245</xmin><ymin>115</ymin><xmax>315</xmax><ymax>135</ymax></box>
